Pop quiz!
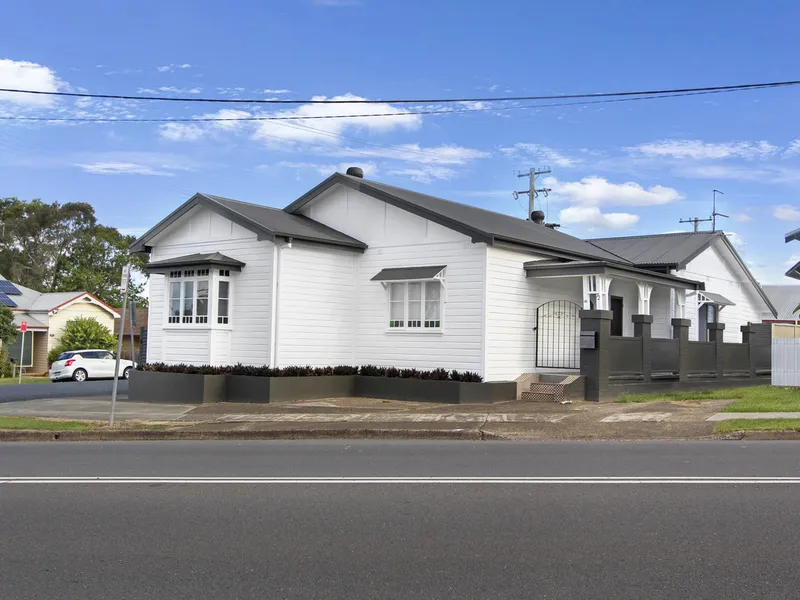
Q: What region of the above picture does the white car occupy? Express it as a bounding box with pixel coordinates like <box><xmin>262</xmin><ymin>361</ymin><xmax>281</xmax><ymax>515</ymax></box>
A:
<box><xmin>49</xmin><ymin>349</ymin><xmax>135</xmax><ymax>382</ymax></box>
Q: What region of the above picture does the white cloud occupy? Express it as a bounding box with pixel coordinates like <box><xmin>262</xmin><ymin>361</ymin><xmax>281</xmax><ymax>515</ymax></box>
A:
<box><xmin>725</xmin><ymin>232</ymin><xmax>745</xmax><ymax>247</ymax></box>
<box><xmin>732</xmin><ymin>212</ymin><xmax>753</xmax><ymax>223</ymax></box>
<box><xmin>157</xmin><ymin>64</ymin><xmax>193</xmax><ymax>72</ymax></box>
<box><xmin>786</xmin><ymin>139</ymin><xmax>800</xmax><ymax>157</ymax></box>
<box><xmin>275</xmin><ymin>161</ymin><xmax>378</xmax><ymax>177</ymax></box>
<box><xmin>675</xmin><ymin>163</ymin><xmax>800</xmax><ymax>184</ymax></box>
<box><xmin>138</xmin><ymin>86</ymin><xmax>202</xmax><ymax>95</ymax></box>
<box><xmin>263</xmin><ymin>89</ymin><xmax>291</xmax><ymax>95</ymax></box>
<box><xmin>785</xmin><ymin>254</ymin><xmax>800</xmax><ymax>268</ymax></box>
<box><xmin>332</xmin><ymin>144</ymin><xmax>488</xmax><ymax>165</ymax></box>
<box><xmin>387</xmin><ymin>166</ymin><xmax>457</xmax><ymax>183</ymax></box>
<box><xmin>75</xmin><ymin>162</ymin><xmax>174</xmax><ymax>176</ymax></box>
<box><xmin>499</xmin><ymin>143</ymin><xmax>578</xmax><ymax>167</ymax></box>
<box><xmin>545</xmin><ymin>176</ymin><xmax>682</xmax><ymax>207</ymax></box>
<box><xmin>0</xmin><ymin>59</ymin><xmax>65</xmax><ymax>106</ymax></box>
<box><xmin>626</xmin><ymin>139</ymin><xmax>779</xmax><ymax>160</ymax></box>
<box><xmin>159</xmin><ymin>123</ymin><xmax>205</xmax><ymax>141</ymax></box>
<box><xmin>774</xmin><ymin>204</ymin><xmax>800</xmax><ymax>221</ymax></box>
<box><xmin>559</xmin><ymin>206</ymin><xmax>639</xmax><ymax>230</ymax></box>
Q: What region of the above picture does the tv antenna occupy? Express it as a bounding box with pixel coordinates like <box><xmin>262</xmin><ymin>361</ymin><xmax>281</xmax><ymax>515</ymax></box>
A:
<box><xmin>711</xmin><ymin>189</ymin><xmax>728</xmax><ymax>232</ymax></box>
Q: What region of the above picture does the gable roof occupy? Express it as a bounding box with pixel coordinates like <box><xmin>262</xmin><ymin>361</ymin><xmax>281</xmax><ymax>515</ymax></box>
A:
<box><xmin>129</xmin><ymin>193</ymin><xmax>367</xmax><ymax>253</ymax></box>
<box><xmin>762</xmin><ymin>285</ymin><xmax>800</xmax><ymax>320</ymax></box>
<box><xmin>0</xmin><ymin>276</ymin><xmax>119</xmax><ymax>317</ymax></box>
<box><xmin>587</xmin><ymin>231</ymin><xmax>721</xmax><ymax>268</ymax></box>
<box><xmin>284</xmin><ymin>174</ymin><xmax>631</xmax><ymax>263</ymax></box>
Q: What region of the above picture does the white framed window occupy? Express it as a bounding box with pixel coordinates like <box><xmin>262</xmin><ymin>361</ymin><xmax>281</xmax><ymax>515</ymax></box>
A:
<box><xmin>217</xmin><ymin>276</ymin><xmax>230</xmax><ymax>325</ymax></box>
<box><xmin>387</xmin><ymin>280</ymin><xmax>442</xmax><ymax>330</ymax></box>
<box><xmin>166</xmin><ymin>269</ymin><xmax>211</xmax><ymax>326</ymax></box>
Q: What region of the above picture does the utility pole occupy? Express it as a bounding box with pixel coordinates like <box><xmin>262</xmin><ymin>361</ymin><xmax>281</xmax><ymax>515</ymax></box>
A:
<box><xmin>514</xmin><ymin>167</ymin><xmax>559</xmax><ymax>227</ymax></box>
<box><xmin>679</xmin><ymin>216</ymin><xmax>712</xmax><ymax>232</ymax></box>
<box><xmin>711</xmin><ymin>189</ymin><xmax>728</xmax><ymax>232</ymax></box>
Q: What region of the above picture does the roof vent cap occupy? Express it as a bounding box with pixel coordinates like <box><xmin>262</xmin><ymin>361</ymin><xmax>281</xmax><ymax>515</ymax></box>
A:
<box><xmin>531</xmin><ymin>210</ymin><xmax>546</xmax><ymax>225</ymax></box>
<box><xmin>346</xmin><ymin>166</ymin><xmax>364</xmax><ymax>178</ymax></box>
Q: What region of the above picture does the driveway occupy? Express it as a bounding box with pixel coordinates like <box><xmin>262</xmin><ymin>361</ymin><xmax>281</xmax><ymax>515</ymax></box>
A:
<box><xmin>0</xmin><ymin>380</ymin><xmax>128</xmax><ymax>404</ymax></box>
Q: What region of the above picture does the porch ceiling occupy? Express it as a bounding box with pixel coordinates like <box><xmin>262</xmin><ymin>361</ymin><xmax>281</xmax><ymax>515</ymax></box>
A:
<box><xmin>523</xmin><ymin>260</ymin><xmax>703</xmax><ymax>290</ymax></box>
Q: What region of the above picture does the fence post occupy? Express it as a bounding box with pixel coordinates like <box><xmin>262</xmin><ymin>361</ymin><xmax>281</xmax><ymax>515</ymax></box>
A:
<box><xmin>580</xmin><ymin>309</ymin><xmax>613</xmax><ymax>402</ymax></box>
<box><xmin>672</xmin><ymin>318</ymin><xmax>691</xmax><ymax>382</ymax></box>
<box><xmin>741</xmin><ymin>325</ymin><xmax>757</xmax><ymax>378</ymax></box>
<box><xmin>632</xmin><ymin>314</ymin><xmax>653</xmax><ymax>383</ymax></box>
<box><xmin>708</xmin><ymin>323</ymin><xmax>726</xmax><ymax>379</ymax></box>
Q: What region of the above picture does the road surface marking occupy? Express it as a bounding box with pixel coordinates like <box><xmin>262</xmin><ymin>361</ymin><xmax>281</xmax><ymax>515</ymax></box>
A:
<box><xmin>2</xmin><ymin>476</ymin><xmax>800</xmax><ymax>485</ymax></box>
<box><xmin>600</xmin><ymin>412</ymin><xmax>670</xmax><ymax>423</ymax></box>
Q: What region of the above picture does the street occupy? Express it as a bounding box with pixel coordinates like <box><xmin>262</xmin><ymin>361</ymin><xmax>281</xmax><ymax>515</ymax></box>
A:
<box><xmin>1</xmin><ymin>441</ymin><xmax>799</xmax><ymax>599</ymax></box>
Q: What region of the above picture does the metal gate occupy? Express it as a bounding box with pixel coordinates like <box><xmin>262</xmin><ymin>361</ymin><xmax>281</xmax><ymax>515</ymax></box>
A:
<box><xmin>534</xmin><ymin>300</ymin><xmax>581</xmax><ymax>369</ymax></box>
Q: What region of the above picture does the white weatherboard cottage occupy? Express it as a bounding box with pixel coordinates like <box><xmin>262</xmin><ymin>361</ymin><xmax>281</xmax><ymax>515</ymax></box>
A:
<box><xmin>131</xmin><ymin>169</ymin><xmax>777</xmax><ymax>382</ymax></box>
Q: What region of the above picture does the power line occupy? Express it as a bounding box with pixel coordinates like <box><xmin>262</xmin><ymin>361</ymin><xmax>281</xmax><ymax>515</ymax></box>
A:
<box><xmin>0</xmin><ymin>87</ymin><xmax>778</xmax><ymax>124</ymax></box>
<box><xmin>1</xmin><ymin>78</ymin><xmax>798</xmax><ymax>104</ymax></box>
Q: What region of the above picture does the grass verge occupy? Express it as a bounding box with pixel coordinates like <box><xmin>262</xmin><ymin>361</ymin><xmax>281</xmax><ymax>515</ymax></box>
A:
<box><xmin>0</xmin><ymin>377</ymin><xmax>51</xmax><ymax>386</ymax></box>
<box><xmin>617</xmin><ymin>386</ymin><xmax>800</xmax><ymax>412</ymax></box>
<box><xmin>0</xmin><ymin>416</ymin><xmax>98</xmax><ymax>431</ymax></box>
<box><xmin>714</xmin><ymin>418</ymin><xmax>800</xmax><ymax>434</ymax></box>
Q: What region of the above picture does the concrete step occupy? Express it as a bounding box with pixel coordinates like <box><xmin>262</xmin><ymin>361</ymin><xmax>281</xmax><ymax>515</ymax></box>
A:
<box><xmin>517</xmin><ymin>374</ymin><xmax>586</xmax><ymax>402</ymax></box>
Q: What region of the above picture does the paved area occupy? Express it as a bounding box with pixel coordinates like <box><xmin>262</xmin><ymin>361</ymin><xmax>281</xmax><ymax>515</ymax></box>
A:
<box><xmin>2</xmin><ymin>441</ymin><xmax>800</xmax><ymax>599</ymax></box>
<box><xmin>707</xmin><ymin>411</ymin><xmax>800</xmax><ymax>420</ymax></box>
<box><xmin>0</xmin><ymin>380</ymin><xmax>128</xmax><ymax>403</ymax></box>
<box><xmin>0</xmin><ymin>397</ymin><xmax>194</xmax><ymax>421</ymax></box>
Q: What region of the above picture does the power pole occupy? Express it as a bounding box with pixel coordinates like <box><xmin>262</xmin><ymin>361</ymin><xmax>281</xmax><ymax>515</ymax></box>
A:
<box><xmin>514</xmin><ymin>167</ymin><xmax>559</xmax><ymax>227</ymax></box>
<box><xmin>711</xmin><ymin>189</ymin><xmax>728</xmax><ymax>232</ymax></box>
<box><xmin>679</xmin><ymin>216</ymin><xmax>712</xmax><ymax>232</ymax></box>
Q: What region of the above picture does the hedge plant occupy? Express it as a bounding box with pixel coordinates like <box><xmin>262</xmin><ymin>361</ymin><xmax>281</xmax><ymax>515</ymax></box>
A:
<box><xmin>139</xmin><ymin>362</ymin><xmax>482</xmax><ymax>382</ymax></box>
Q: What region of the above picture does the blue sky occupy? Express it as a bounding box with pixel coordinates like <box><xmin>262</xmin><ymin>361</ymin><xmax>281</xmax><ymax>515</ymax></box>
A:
<box><xmin>2</xmin><ymin>0</ymin><xmax>800</xmax><ymax>284</ymax></box>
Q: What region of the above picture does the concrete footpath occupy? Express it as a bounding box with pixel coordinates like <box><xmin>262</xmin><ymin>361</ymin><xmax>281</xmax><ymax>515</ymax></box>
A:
<box><xmin>1</xmin><ymin>395</ymin><xmax>797</xmax><ymax>441</ymax></box>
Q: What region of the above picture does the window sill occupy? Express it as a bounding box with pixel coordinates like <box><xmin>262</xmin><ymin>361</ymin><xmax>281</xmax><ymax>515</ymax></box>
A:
<box><xmin>163</xmin><ymin>325</ymin><xmax>232</xmax><ymax>331</ymax></box>
<box><xmin>385</xmin><ymin>329</ymin><xmax>444</xmax><ymax>335</ymax></box>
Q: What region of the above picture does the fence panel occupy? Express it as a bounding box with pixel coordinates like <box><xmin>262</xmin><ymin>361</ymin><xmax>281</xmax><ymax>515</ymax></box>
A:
<box><xmin>687</xmin><ymin>341</ymin><xmax>716</xmax><ymax>373</ymax></box>
<box><xmin>609</xmin><ymin>337</ymin><xmax>642</xmax><ymax>375</ymax></box>
<box><xmin>651</xmin><ymin>338</ymin><xmax>679</xmax><ymax>374</ymax></box>
<box><xmin>772</xmin><ymin>337</ymin><xmax>800</xmax><ymax>387</ymax></box>
<box><xmin>722</xmin><ymin>343</ymin><xmax>749</xmax><ymax>373</ymax></box>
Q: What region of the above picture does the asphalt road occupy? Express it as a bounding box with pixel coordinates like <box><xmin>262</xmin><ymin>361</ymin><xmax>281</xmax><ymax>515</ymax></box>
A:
<box><xmin>2</xmin><ymin>441</ymin><xmax>799</xmax><ymax>600</ymax></box>
<box><xmin>0</xmin><ymin>379</ymin><xmax>128</xmax><ymax>403</ymax></box>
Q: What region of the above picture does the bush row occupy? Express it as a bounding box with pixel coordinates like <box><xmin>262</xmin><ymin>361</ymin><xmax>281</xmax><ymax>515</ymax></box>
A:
<box><xmin>139</xmin><ymin>363</ymin><xmax>483</xmax><ymax>382</ymax></box>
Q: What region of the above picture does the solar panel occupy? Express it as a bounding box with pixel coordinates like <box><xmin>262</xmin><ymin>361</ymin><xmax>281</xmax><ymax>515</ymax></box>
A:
<box><xmin>0</xmin><ymin>280</ymin><xmax>21</xmax><ymax>295</ymax></box>
<box><xmin>0</xmin><ymin>292</ymin><xmax>17</xmax><ymax>308</ymax></box>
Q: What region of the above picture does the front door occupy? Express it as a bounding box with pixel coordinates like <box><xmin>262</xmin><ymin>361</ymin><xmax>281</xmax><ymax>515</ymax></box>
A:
<box><xmin>610</xmin><ymin>296</ymin><xmax>624</xmax><ymax>337</ymax></box>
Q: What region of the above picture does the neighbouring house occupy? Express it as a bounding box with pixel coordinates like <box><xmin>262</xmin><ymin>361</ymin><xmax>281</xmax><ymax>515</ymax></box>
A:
<box><xmin>762</xmin><ymin>285</ymin><xmax>800</xmax><ymax>323</ymax></box>
<box><xmin>131</xmin><ymin>169</ymin><xmax>776</xmax><ymax>390</ymax></box>
<box><xmin>113</xmin><ymin>306</ymin><xmax>149</xmax><ymax>362</ymax></box>
<box><xmin>0</xmin><ymin>275</ymin><xmax>120</xmax><ymax>374</ymax></box>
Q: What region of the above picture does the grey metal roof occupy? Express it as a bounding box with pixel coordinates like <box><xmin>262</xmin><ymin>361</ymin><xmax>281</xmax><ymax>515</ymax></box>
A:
<box><xmin>698</xmin><ymin>291</ymin><xmax>735</xmax><ymax>307</ymax></box>
<box><xmin>371</xmin><ymin>266</ymin><xmax>446</xmax><ymax>281</ymax></box>
<box><xmin>587</xmin><ymin>231</ymin><xmax>721</xmax><ymax>267</ymax></box>
<box><xmin>130</xmin><ymin>193</ymin><xmax>367</xmax><ymax>253</ymax></box>
<box><xmin>285</xmin><ymin>174</ymin><xmax>631</xmax><ymax>263</ymax></box>
<box><xmin>12</xmin><ymin>313</ymin><xmax>47</xmax><ymax>329</ymax></box>
<box><xmin>523</xmin><ymin>260</ymin><xmax>703</xmax><ymax>290</ymax></box>
<box><xmin>144</xmin><ymin>252</ymin><xmax>246</xmax><ymax>272</ymax></box>
<box><xmin>786</xmin><ymin>227</ymin><xmax>800</xmax><ymax>243</ymax></box>
<box><xmin>786</xmin><ymin>260</ymin><xmax>800</xmax><ymax>281</ymax></box>
<box><xmin>762</xmin><ymin>285</ymin><xmax>800</xmax><ymax>320</ymax></box>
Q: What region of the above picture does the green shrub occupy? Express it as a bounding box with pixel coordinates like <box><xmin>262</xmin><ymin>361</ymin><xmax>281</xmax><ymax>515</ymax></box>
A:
<box><xmin>47</xmin><ymin>316</ymin><xmax>117</xmax><ymax>366</ymax></box>
<box><xmin>0</xmin><ymin>345</ymin><xmax>13</xmax><ymax>378</ymax></box>
<box><xmin>139</xmin><ymin>362</ymin><xmax>483</xmax><ymax>382</ymax></box>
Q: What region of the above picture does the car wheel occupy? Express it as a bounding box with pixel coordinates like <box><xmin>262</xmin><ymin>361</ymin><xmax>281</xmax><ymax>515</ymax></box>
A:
<box><xmin>72</xmin><ymin>368</ymin><xmax>88</xmax><ymax>383</ymax></box>
<box><xmin>123</xmin><ymin>367</ymin><xmax>132</xmax><ymax>380</ymax></box>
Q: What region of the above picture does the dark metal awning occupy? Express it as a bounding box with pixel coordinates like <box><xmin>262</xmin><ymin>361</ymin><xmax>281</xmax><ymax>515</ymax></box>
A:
<box><xmin>523</xmin><ymin>260</ymin><xmax>702</xmax><ymax>290</ymax></box>
<box><xmin>144</xmin><ymin>252</ymin><xmax>246</xmax><ymax>272</ymax></box>
<box><xmin>696</xmin><ymin>291</ymin><xmax>735</xmax><ymax>307</ymax></box>
<box><xmin>371</xmin><ymin>265</ymin><xmax>446</xmax><ymax>282</ymax></box>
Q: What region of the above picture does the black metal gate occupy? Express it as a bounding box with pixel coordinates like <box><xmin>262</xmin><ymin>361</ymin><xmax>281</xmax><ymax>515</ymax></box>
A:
<box><xmin>534</xmin><ymin>300</ymin><xmax>581</xmax><ymax>369</ymax></box>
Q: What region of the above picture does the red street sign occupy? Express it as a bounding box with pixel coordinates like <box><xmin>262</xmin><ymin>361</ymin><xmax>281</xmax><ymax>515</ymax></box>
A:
<box><xmin>20</xmin><ymin>321</ymin><xmax>27</xmax><ymax>332</ymax></box>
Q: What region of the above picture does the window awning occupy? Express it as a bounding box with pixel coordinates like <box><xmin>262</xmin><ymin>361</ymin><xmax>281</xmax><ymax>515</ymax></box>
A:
<box><xmin>371</xmin><ymin>265</ymin><xmax>446</xmax><ymax>282</ymax></box>
<box><xmin>696</xmin><ymin>291</ymin><xmax>735</xmax><ymax>307</ymax></box>
<box><xmin>786</xmin><ymin>260</ymin><xmax>800</xmax><ymax>281</ymax></box>
<box><xmin>144</xmin><ymin>252</ymin><xmax>246</xmax><ymax>272</ymax></box>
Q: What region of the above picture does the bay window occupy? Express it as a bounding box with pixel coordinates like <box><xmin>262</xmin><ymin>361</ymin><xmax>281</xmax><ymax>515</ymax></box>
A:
<box><xmin>166</xmin><ymin>268</ymin><xmax>226</xmax><ymax>327</ymax></box>
<box><xmin>388</xmin><ymin>280</ymin><xmax>442</xmax><ymax>330</ymax></box>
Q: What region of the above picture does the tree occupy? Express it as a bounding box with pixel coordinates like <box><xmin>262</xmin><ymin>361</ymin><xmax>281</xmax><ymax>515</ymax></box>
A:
<box><xmin>0</xmin><ymin>305</ymin><xmax>17</xmax><ymax>345</ymax></box>
<box><xmin>47</xmin><ymin>316</ymin><xmax>117</xmax><ymax>365</ymax></box>
<box><xmin>0</xmin><ymin>197</ymin><xmax>148</xmax><ymax>306</ymax></box>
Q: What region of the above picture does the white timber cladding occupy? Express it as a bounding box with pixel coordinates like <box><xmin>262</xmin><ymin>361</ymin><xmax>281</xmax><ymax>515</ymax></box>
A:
<box><xmin>484</xmin><ymin>246</ymin><xmax>582</xmax><ymax>381</ymax></box>
<box><xmin>145</xmin><ymin>206</ymin><xmax>273</xmax><ymax>365</ymax></box>
<box><xmin>299</xmin><ymin>185</ymin><xmax>485</xmax><ymax>373</ymax></box>
<box><xmin>276</xmin><ymin>241</ymin><xmax>357</xmax><ymax>366</ymax></box>
<box><xmin>650</xmin><ymin>286</ymin><xmax>672</xmax><ymax>339</ymax></box>
<box><xmin>677</xmin><ymin>240</ymin><xmax>766</xmax><ymax>343</ymax></box>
